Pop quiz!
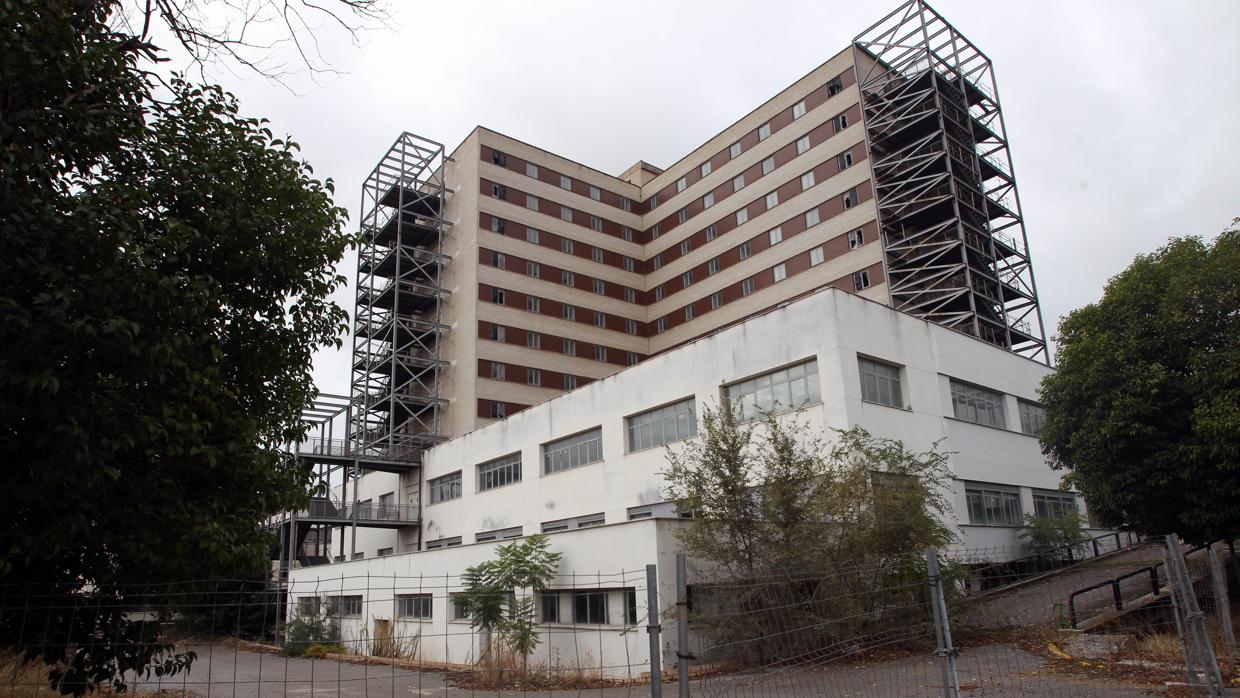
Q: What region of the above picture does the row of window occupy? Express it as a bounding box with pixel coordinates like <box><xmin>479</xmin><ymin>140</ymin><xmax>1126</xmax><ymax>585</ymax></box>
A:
<box><xmin>479</xmin><ymin>321</ymin><xmax>642</xmax><ymax>369</ymax></box>
<box><xmin>949</xmin><ymin>379</ymin><xmax>1045</xmax><ymax>436</ymax></box>
<box><xmin>303</xmin><ymin>588</ymin><xmax>639</xmax><ymax>626</ymax></box>
<box><xmin>964</xmin><ymin>485</ymin><xmax>1079</xmax><ymax>527</ymax></box>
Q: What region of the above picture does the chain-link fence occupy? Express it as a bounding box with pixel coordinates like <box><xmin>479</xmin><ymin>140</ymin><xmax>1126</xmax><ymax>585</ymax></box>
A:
<box><xmin>1</xmin><ymin>539</ymin><xmax>1235</xmax><ymax>697</ymax></box>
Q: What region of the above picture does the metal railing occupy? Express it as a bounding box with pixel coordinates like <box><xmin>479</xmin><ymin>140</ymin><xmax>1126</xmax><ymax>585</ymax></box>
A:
<box><xmin>1067</xmin><ymin>539</ymin><xmax>1209</xmax><ymax>628</ymax></box>
<box><xmin>302</xmin><ymin>498</ymin><xmax>420</xmax><ymax>524</ymax></box>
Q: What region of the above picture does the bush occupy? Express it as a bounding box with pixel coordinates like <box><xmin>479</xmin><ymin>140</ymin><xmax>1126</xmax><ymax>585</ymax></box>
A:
<box><xmin>283</xmin><ymin>606</ymin><xmax>335</xmax><ymax>657</ymax></box>
<box><xmin>303</xmin><ymin>644</ymin><xmax>344</xmax><ymax>659</ymax></box>
<box><xmin>1019</xmin><ymin>512</ymin><xmax>1091</xmax><ymax>560</ymax></box>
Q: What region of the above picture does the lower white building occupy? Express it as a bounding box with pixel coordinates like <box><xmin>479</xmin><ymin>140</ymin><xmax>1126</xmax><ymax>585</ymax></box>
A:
<box><xmin>287</xmin><ymin>287</ymin><xmax>1108</xmax><ymax>675</ymax></box>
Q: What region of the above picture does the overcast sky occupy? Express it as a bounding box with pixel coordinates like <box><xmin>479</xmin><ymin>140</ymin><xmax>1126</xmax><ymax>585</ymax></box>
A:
<box><xmin>202</xmin><ymin>0</ymin><xmax>1240</xmax><ymax>394</ymax></box>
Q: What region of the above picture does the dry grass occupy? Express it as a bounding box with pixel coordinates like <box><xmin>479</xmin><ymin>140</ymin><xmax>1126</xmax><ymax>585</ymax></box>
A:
<box><xmin>0</xmin><ymin>652</ymin><xmax>53</xmax><ymax>698</ymax></box>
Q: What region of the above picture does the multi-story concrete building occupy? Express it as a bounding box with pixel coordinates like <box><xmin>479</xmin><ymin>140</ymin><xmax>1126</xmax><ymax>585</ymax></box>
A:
<box><xmin>277</xmin><ymin>0</ymin><xmax>1056</xmax><ymax>572</ymax></box>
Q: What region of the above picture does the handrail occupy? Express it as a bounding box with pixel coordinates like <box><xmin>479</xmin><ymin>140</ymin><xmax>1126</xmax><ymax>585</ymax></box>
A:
<box><xmin>968</xmin><ymin>530</ymin><xmax>1139</xmax><ymax>584</ymax></box>
<box><xmin>1067</xmin><ymin>541</ymin><xmax>1211</xmax><ymax>628</ymax></box>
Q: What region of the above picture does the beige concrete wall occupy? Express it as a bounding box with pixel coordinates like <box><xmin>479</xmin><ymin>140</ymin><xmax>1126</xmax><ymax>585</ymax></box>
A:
<box><xmin>438</xmin><ymin>130</ymin><xmax>483</xmax><ymax>438</ymax></box>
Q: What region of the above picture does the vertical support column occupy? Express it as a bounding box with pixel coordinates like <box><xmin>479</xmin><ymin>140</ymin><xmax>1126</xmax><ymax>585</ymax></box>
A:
<box><xmin>1207</xmin><ymin>545</ymin><xmax>1236</xmax><ymax>661</ymax></box>
<box><xmin>927</xmin><ymin>549</ymin><xmax>961</xmax><ymax>698</ymax></box>
<box><xmin>646</xmin><ymin>564</ymin><xmax>662</xmax><ymax>698</ymax></box>
<box><xmin>675</xmin><ymin>554</ymin><xmax>690</xmax><ymax>698</ymax></box>
<box><xmin>1166</xmin><ymin>535</ymin><xmax>1226</xmax><ymax>697</ymax></box>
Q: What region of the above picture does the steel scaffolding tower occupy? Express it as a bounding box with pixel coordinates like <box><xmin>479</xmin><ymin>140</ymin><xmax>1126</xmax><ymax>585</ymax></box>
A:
<box><xmin>853</xmin><ymin>0</ymin><xmax>1048</xmax><ymax>364</ymax></box>
<box><xmin>351</xmin><ymin>133</ymin><xmax>451</xmax><ymax>463</ymax></box>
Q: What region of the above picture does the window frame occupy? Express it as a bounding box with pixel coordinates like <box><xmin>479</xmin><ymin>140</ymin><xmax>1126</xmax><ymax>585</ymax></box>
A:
<box><xmin>626</xmin><ymin>397</ymin><xmax>698</xmax><ymax>453</ymax></box>
<box><xmin>428</xmin><ymin>471</ymin><xmax>463</xmax><ymax>505</ymax></box>
<box><xmin>542</xmin><ymin>427</ymin><xmax>604</xmax><ymax>476</ymax></box>
<box><xmin>858</xmin><ymin>356</ymin><xmax>904</xmax><ymax>409</ymax></box>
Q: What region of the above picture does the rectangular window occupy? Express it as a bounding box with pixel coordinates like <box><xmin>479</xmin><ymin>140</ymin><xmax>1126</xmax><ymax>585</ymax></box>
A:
<box><xmin>682</xmin><ymin>271</ymin><xmax>694</xmax><ymax>287</ymax></box>
<box><xmin>591</xmin><ymin>216</ymin><xmax>603</xmax><ymax>232</ymax></box>
<box><xmin>526</xmin><ymin>194</ymin><xmax>538</xmax><ymax>211</ymax></box>
<box><xmin>772</xmin><ymin>263</ymin><xmax>787</xmax><ymax>283</ymax></box>
<box><xmin>564</xmin><ymin>375</ymin><xmax>578</xmax><ymax>390</ymax></box>
<box><xmin>527</xmin><ymin>331</ymin><xmax>541</xmax><ymax>349</ymax></box>
<box><xmin>805</xmin><ymin>209</ymin><xmax>820</xmax><ymax>227</ymax></box>
<box><xmin>708</xmin><ymin>257</ymin><xmax>720</xmax><ymax>275</ymax></box>
<box><xmin>490</xmin><ymin>362</ymin><xmax>506</xmax><ymax>380</ymax></box>
<box><xmin>656</xmin><ymin>317</ymin><xmax>667</xmax><ymax>333</ymax></box>
<box><xmin>590</xmin><ymin>186</ymin><xmax>601</xmax><ymax>201</ymax></box>
<box><xmin>739</xmin><ymin>241</ymin><xmax>752</xmax><ymax>259</ymax></box>
<box><xmin>595</xmin><ymin>345</ymin><xmax>607</xmax><ymax>362</ymax></box>
<box><xmin>562</xmin><ymin>270</ymin><xmax>575</xmax><ymax>286</ymax></box>
<box><xmin>843</xmin><ymin>188</ymin><xmax>858</xmax><ymax>209</ymax></box>
<box><xmin>1033</xmin><ymin>491</ymin><xmax>1077</xmax><ymax>519</ymax></box>
<box><xmin>561</xmin><ymin>207</ymin><xmax>573</xmax><ymax>223</ymax></box>
<box><xmin>652</xmin><ymin>223</ymin><xmax>661</xmax><ymax>238</ymax></box>
<box><xmin>491</xmin><ymin>287</ymin><xmax>506</xmax><ymax>305</ymax></box>
<box><xmin>396</xmin><ymin>594</ymin><xmax>433</xmax><ymax>620</ymax></box>
<box><xmin>742</xmin><ymin>278</ymin><xmax>755</xmax><ymax>296</ymax></box>
<box><xmin>564</xmin><ymin>339</ymin><xmax>576</xmax><ymax>356</ymax></box>
<box><xmin>768</xmin><ymin>227</ymin><xmax>783</xmax><ymax>245</ymax></box>
<box><xmin>560</xmin><ymin>174</ymin><xmax>572</xmax><ymax>190</ymax></box>
<box><xmin>561</xmin><ymin>237</ymin><xmax>574</xmax><ymax>254</ymax></box>
<box><xmin>765</xmin><ymin>191</ymin><xmax>779</xmax><ymax>210</ymax></box>
<box><xmin>837</xmin><ymin>152</ymin><xmax>854</xmax><ymax>170</ymax></box>
<box><xmin>528</xmin><ymin>368</ymin><xmax>542</xmax><ymax>386</ymax></box>
<box><xmin>622</xmin><ymin>198</ymin><xmax>632</xmax><ymax>212</ymax></box>
<box><xmin>853</xmin><ymin>270</ymin><xmax>871</xmax><ymax>290</ymax></box>
<box><xmin>476</xmin><ymin>526</ymin><xmax>522</xmax><ymax>543</ymax></box>
<box><xmin>594</xmin><ymin>311</ymin><xmax>606</xmax><ymax>328</ymax></box>
<box><xmin>833</xmin><ymin>113</ymin><xmax>849</xmax><ymax>132</ymax></box>
<box><xmin>652</xmin><ymin>254</ymin><xmax>663</xmax><ymax>270</ymax></box>
<box><xmin>710</xmin><ymin>291</ymin><xmax>722</xmax><ymax>310</ymax></box>
<box><xmin>627</xmin><ymin>352</ymin><xmax>640</xmax><ymax>366</ymax></box>
<box><xmin>562</xmin><ymin>304</ymin><xmax>575</xmax><ymax>321</ymax></box>
<box><xmin>429</xmin><ymin>471</ymin><xmax>462</xmax><ymax>504</ymax></box>
<box><xmin>576</xmin><ymin>513</ymin><xmax>605</xmax><ymax>529</ymax></box>
<box><xmin>593</xmin><ymin>279</ymin><xmax>605</xmax><ymax>295</ymax></box>
<box><xmin>540</xmin><ymin>592</ymin><xmax>561</xmax><ymax>623</ymax></box>
<box><xmin>730</xmin><ymin>142</ymin><xmax>742</xmax><ymax>159</ymax></box>
<box><xmin>800</xmin><ymin>172</ymin><xmax>815</xmax><ymax>190</ymax></box>
<box><xmin>676</xmin><ymin>177</ymin><xmax>686</xmax><ymax>193</ymax></box>
<box><xmin>858</xmin><ymin>357</ymin><xmax>902</xmax><ymax>408</ymax></box>
<box><xmin>491</xmin><ymin>217</ymin><xmax>506</xmax><ymax>234</ymax></box>
<box><xmin>573</xmin><ymin>591</ymin><xmax>608</xmax><ymax>624</ymax></box>
<box><xmin>525</xmin><ymin>162</ymin><xmax>538</xmax><ymax>178</ymax></box>
<box><xmin>684</xmin><ymin>305</ymin><xmax>695</xmax><ymax>321</ymax></box>
<box><xmin>758</xmin><ymin>122</ymin><xmax>771</xmax><ymax>141</ymax></box>
<box><xmin>527</xmin><ymin>228</ymin><xmax>540</xmax><ymax>244</ymax></box>
<box><xmin>848</xmin><ymin>228</ymin><xmax>864</xmax><ymax>249</ymax></box>
<box><xmin>705</xmin><ymin>224</ymin><xmax>717</xmax><ymax>241</ymax></box>
<box><xmin>725</xmin><ymin>359</ymin><xmax>822</xmax><ymax>420</ymax></box>
<box><xmin>327</xmin><ymin>595</ymin><xmax>363</xmax><ymax>617</ymax></box>
<box><xmin>377</xmin><ymin>547</ymin><xmax>393</xmax><ymax>557</ymax></box>
<box><xmin>298</xmin><ymin>597</ymin><xmax>321</xmax><ymax>617</ymax></box>
<box><xmin>678</xmin><ymin>208</ymin><xmax>688</xmax><ymax>224</ymax></box>
<box><xmin>628</xmin><ymin>398</ymin><xmax>697</xmax><ymax>452</ymax></box>
<box><xmin>950</xmin><ymin>380</ymin><xmax>1007</xmax><ymax>428</ymax></box>
<box><xmin>451</xmin><ymin>594</ymin><xmax>469</xmax><ymax>620</ymax></box>
<box><xmin>592</xmin><ymin>247</ymin><xmax>604</xmax><ymax>262</ymax></box>
<box><xmin>491</xmin><ymin>184</ymin><xmax>507</xmax><ymax>199</ymax></box>
<box><xmin>732</xmin><ymin>174</ymin><xmax>745</xmax><ymax>192</ymax></box>
<box><xmin>623</xmin><ymin>256</ymin><xmax>635</xmax><ymax>272</ymax></box>
<box><xmin>700</xmin><ymin>161</ymin><xmax>712</xmax><ymax>177</ymax></box>
<box><xmin>704</xmin><ymin>192</ymin><xmax>715</xmax><ymax>209</ymax></box>
<box><xmin>736</xmin><ymin>208</ymin><xmax>749</xmax><ymax>226</ymax></box>
<box><xmin>625</xmin><ymin>319</ymin><xmax>638</xmax><ymax>335</ymax></box>
<box><xmin>796</xmin><ymin>135</ymin><xmax>811</xmax><ymax>155</ymax></box>
<box><xmin>810</xmin><ymin>246</ymin><xmax>825</xmax><ymax>266</ymax></box>
<box><xmin>827</xmin><ymin>76</ymin><xmax>843</xmax><ymax>96</ymax></box>
<box><xmin>622</xmin><ymin>226</ymin><xmax>634</xmax><ymax>242</ymax></box>
<box><xmin>492</xmin><ymin>151</ymin><xmax>507</xmax><ymax>166</ymax></box>
<box><xmin>491</xmin><ymin>401</ymin><xmax>506</xmax><ymax>419</ymax></box>
<box><xmin>624</xmin><ymin>288</ymin><xmax>637</xmax><ymax>303</ymax></box>
<box><xmin>527</xmin><ymin>296</ymin><xmax>541</xmax><ymax>313</ymax></box>
<box><xmin>792</xmin><ymin>100</ymin><xmax>806</xmax><ymax>119</ymax></box>
<box><xmin>526</xmin><ymin>260</ymin><xmax>539</xmax><ymax>278</ymax></box>
<box><xmin>489</xmin><ymin>324</ymin><xmax>506</xmax><ymax>342</ymax></box>
<box><xmin>1019</xmin><ymin>400</ymin><xmax>1046</xmax><ymax>436</ymax></box>
<box><xmin>761</xmin><ymin>157</ymin><xmax>775</xmax><ymax>175</ymax></box>
<box><xmin>654</xmin><ymin>285</ymin><xmax>665</xmax><ymax>301</ymax></box>
<box><xmin>478</xmin><ymin>453</ymin><xmax>521</xmax><ymax>491</ymax></box>
<box><xmin>492</xmin><ymin>252</ymin><xmax>506</xmax><ymax>268</ymax></box>
<box><xmin>543</xmin><ymin>428</ymin><xmax>603</xmax><ymax>475</ymax></box>
<box><xmin>965</xmin><ymin>485</ymin><xmax>1022</xmax><ymax>526</ymax></box>
<box><xmin>651</xmin><ymin>193</ymin><xmax>660</xmax><ymax>207</ymax></box>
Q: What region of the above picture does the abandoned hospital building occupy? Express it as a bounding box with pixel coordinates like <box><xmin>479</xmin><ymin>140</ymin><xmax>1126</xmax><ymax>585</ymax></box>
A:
<box><xmin>276</xmin><ymin>0</ymin><xmax>1107</xmax><ymax>671</ymax></box>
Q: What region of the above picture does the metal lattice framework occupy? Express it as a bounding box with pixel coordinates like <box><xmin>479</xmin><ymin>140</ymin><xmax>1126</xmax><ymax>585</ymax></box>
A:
<box><xmin>351</xmin><ymin>133</ymin><xmax>452</xmax><ymax>464</ymax></box>
<box><xmin>853</xmin><ymin>0</ymin><xmax>1048</xmax><ymax>364</ymax></box>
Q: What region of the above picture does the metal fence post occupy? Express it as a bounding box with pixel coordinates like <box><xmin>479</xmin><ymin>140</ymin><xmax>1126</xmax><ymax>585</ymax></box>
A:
<box><xmin>926</xmin><ymin>549</ymin><xmax>961</xmax><ymax>698</ymax></box>
<box><xmin>675</xmin><ymin>554</ymin><xmax>690</xmax><ymax>698</ymax></box>
<box><xmin>647</xmin><ymin>563</ymin><xmax>663</xmax><ymax>698</ymax></box>
<box><xmin>1166</xmin><ymin>535</ymin><xmax>1226</xmax><ymax>697</ymax></box>
<box><xmin>1207</xmin><ymin>545</ymin><xmax>1236</xmax><ymax>661</ymax></box>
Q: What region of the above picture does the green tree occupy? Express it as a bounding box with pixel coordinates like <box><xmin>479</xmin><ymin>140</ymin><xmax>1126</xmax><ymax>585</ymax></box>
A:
<box><xmin>0</xmin><ymin>0</ymin><xmax>360</xmax><ymax>692</ymax></box>
<box><xmin>459</xmin><ymin>536</ymin><xmax>562</xmax><ymax>674</ymax></box>
<box><xmin>1039</xmin><ymin>223</ymin><xmax>1240</xmax><ymax>543</ymax></box>
<box><xmin>662</xmin><ymin>402</ymin><xmax>956</xmax><ymax>663</ymax></box>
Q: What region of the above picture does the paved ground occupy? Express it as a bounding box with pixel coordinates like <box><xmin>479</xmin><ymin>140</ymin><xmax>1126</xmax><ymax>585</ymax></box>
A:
<box><xmin>125</xmin><ymin>644</ymin><xmax>1161</xmax><ymax>697</ymax></box>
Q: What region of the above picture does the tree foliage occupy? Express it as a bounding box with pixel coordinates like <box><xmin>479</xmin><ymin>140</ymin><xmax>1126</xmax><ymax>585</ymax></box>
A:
<box><xmin>1</xmin><ymin>0</ymin><xmax>356</xmax><ymax>691</ymax></box>
<box><xmin>1039</xmin><ymin>223</ymin><xmax>1240</xmax><ymax>543</ymax></box>
<box><xmin>662</xmin><ymin>402</ymin><xmax>956</xmax><ymax>663</ymax></box>
<box><xmin>459</xmin><ymin>536</ymin><xmax>562</xmax><ymax>671</ymax></box>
